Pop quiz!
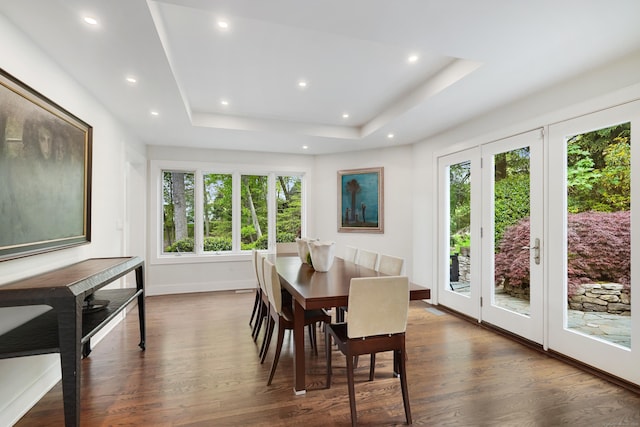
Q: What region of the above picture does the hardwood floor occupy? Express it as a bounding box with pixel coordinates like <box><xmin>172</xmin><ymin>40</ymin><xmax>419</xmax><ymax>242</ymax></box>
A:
<box><xmin>16</xmin><ymin>291</ymin><xmax>640</xmax><ymax>426</ymax></box>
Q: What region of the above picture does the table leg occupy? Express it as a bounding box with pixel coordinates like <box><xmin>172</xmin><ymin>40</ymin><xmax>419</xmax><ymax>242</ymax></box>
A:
<box><xmin>292</xmin><ymin>299</ymin><xmax>306</xmax><ymax>394</ymax></box>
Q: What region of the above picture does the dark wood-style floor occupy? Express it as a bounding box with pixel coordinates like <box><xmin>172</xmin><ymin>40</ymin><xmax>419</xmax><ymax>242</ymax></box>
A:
<box><xmin>16</xmin><ymin>291</ymin><xmax>640</xmax><ymax>426</ymax></box>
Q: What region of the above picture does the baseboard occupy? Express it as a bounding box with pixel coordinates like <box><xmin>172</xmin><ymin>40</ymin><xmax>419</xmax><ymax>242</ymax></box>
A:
<box><xmin>146</xmin><ymin>279</ymin><xmax>254</xmax><ymax>296</ymax></box>
<box><xmin>0</xmin><ymin>355</ymin><xmax>60</xmax><ymax>426</ymax></box>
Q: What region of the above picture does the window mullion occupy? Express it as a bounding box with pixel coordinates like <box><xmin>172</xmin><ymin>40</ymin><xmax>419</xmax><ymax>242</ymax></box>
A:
<box><xmin>232</xmin><ymin>172</ymin><xmax>241</xmax><ymax>252</ymax></box>
<box><xmin>194</xmin><ymin>169</ymin><xmax>204</xmax><ymax>255</ymax></box>
<box><xmin>268</xmin><ymin>173</ymin><xmax>276</xmax><ymax>251</ymax></box>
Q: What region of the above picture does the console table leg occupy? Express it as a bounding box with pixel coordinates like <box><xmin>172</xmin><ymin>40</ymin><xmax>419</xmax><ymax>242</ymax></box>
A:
<box><xmin>55</xmin><ymin>299</ymin><xmax>83</xmax><ymax>427</ymax></box>
<box><xmin>136</xmin><ymin>265</ymin><xmax>146</xmax><ymax>351</ymax></box>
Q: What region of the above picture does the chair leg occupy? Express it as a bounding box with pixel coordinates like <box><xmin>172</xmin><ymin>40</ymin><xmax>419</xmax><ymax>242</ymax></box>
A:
<box><xmin>249</xmin><ymin>289</ymin><xmax>260</xmax><ymax>327</ymax></box>
<box><xmin>369</xmin><ymin>353</ymin><xmax>376</xmax><ymax>381</ymax></box>
<box><xmin>252</xmin><ymin>298</ymin><xmax>265</xmax><ymax>341</ymax></box>
<box><xmin>346</xmin><ymin>354</ymin><xmax>358</xmax><ymax>427</ymax></box>
<box><xmin>308</xmin><ymin>324</ymin><xmax>316</xmax><ymax>354</ymax></box>
<box><xmin>325</xmin><ymin>328</ymin><xmax>332</xmax><ymax>388</ymax></box>
<box><xmin>267</xmin><ymin>321</ymin><xmax>286</xmax><ymax>386</ymax></box>
<box><xmin>398</xmin><ymin>348</ymin><xmax>412</xmax><ymax>425</ymax></box>
<box><xmin>260</xmin><ymin>316</ymin><xmax>275</xmax><ymax>363</ymax></box>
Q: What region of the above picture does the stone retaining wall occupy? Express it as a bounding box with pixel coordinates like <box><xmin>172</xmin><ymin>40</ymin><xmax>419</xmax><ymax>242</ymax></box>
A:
<box><xmin>569</xmin><ymin>283</ymin><xmax>631</xmax><ymax>315</ymax></box>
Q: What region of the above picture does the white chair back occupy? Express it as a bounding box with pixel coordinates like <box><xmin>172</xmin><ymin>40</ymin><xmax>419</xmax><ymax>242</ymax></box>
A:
<box><xmin>356</xmin><ymin>249</ymin><xmax>378</xmax><ymax>270</ymax></box>
<box><xmin>263</xmin><ymin>258</ymin><xmax>283</xmax><ymax>314</ymax></box>
<box><xmin>377</xmin><ymin>254</ymin><xmax>405</xmax><ymax>276</ymax></box>
<box><xmin>276</xmin><ymin>242</ymin><xmax>298</xmax><ymax>254</ymax></box>
<box><xmin>347</xmin><ymin>276</ymin><xmax>409</xmax><ymax>339</ymax></box>
<box><xmin>344</xmin><ymin>246</ymin><xmax>358</xmax><ymax>263</ymax></box>
<box><xmin>255</xmin><ymin>252</ymin><xmax>267</xmax><ymax>293</ymax></box>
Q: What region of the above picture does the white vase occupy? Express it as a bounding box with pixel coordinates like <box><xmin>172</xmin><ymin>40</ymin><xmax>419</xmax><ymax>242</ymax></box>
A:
<box><xmin>295</xmin><ymin>237</ymin><xmax>315</xmax><ymax>264</ymax></box>
<box><xmin>308</xmin><ymin>241</ymin><xmax>336</xmax><ymax>272</ymax></box>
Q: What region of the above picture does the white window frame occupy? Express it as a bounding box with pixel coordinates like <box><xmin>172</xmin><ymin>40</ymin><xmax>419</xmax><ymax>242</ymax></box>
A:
<box><xmin>149</xmin><ymin>160</ymin><xmax>307</xmax><ymax>265</ymax></box>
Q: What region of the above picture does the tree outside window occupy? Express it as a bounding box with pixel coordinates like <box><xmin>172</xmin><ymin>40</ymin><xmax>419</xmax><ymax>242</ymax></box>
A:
<box><xmin>163</xmin><ymin>171</ymin><xmax>194</xmax><ymax>253</ymax></box>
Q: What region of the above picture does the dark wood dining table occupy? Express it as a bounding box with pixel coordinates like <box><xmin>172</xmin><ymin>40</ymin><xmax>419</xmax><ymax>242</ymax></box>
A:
<box><xmin>271</xmin><ymin>254</ymin><xmax>431</xmax><ymax>394</ymax></box>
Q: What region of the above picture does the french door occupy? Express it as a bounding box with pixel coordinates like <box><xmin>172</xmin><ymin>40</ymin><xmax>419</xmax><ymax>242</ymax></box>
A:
<box><xmin>438</xmin><ymin>148</ymin><xmax>481</xmax><ymax>319</ymax></box>
<box><xmin>438</xmin><ymin>129</ymin><xmax>544</xmax><ymax>344</ymax></box>
<box><xmin>548</xmin><ymin>101</ymin><xmax>639</xmax><ymax>384</ymax></box>
<box><xmin>480</xmin><ymin>130</ymin><xmax>544</xmax><ymax>344</ymax></box>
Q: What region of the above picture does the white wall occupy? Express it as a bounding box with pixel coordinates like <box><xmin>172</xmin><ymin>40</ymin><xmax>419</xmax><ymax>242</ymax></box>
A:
<box><xmin>0</xmin><ymin>15</ymin><xmax>146</xmax><ymax>426</ymax></box>
<box><xmin>314</xmin><ymin>145</ymin><xmax>415</xmax><ymax>279</ymax></box>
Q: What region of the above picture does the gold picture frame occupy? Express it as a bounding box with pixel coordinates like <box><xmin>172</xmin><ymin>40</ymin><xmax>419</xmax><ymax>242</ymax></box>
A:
<box><xmin>0</xmin><ymin>68</ymin><xmax>92</xmax><ymax>261</ymax></box>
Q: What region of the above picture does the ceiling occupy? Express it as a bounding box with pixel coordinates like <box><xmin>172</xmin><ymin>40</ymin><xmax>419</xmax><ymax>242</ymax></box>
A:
<box><xmin>2</xmin><ymin>0</ymin><xmax>640</xmax><ymax>155</ymax></box>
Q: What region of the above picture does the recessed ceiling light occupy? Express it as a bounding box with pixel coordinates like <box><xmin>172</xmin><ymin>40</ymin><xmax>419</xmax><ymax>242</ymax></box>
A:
<box><xmin>342</xmin><ymin>113</ymin><xmax>350</xmax><ymax>119</ymax></box>
<box><xmin>387</xmin><ymin>133</ymin><xmax>395</xmax><ymax>139</ymax></box>
<box><xmin>302</xmin><ymin>145</ymin><xmax>309</xmax><ymax>150</ymax></box>
<box><xmin>220</xmin><ymin>99</ymin><xmax>229</xmax><ymax>106</ymax></box>
<box><xmin>126</xmin><ymin>76</ymin><xmax>137</xmax><ymax>84</ymax></box>
<box><xmin>217</xmin><ymin>20</ymin><xmax>229</xmax><ymax>30</ymax></box>
<box><xmin>150</xmin><ymin>111</ymin><xmax>159</xmax><ymax>116</ymax></box>
<box><xmin>83</xmin><ymin>16</ymin><xmax>98</xmax><ymax>26</ymax></box>
<box><xmin>298</xmin><ymin>80</ymin><xmax>308</xmax><ymax>88</ymax></box>
<box><xmin>407</xmin><ymin>54</ymin><xmax>419</xmax><ymax>64</ymax></box>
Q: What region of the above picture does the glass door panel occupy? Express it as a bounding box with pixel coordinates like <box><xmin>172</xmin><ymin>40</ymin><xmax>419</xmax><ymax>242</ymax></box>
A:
<box><xmin>438</xmin><ymin>148</ymin><xmax>481</xmax><ymax>319</ymax></box>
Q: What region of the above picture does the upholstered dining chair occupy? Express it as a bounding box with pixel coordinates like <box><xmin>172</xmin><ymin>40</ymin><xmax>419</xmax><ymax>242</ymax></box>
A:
<box><xmin>276</xmin><ymin>242</ymin><xmax>298</xmax><ymax>255</ymax></box>
<box><xmin>337</xmin><ymin>249</ymin><xmax>380</xmax><ymax>323</ymax></box>
<box><xmin>251</xmin><ymin>251</ymin><xmax>269</xmax><ymax>343</ymax></box>
<box><xmin>355</xmin><ymin>249</ymin><xmax>378</xmax><ymax>270</ymax></box>
<box><xmin>377</xmin><ymin>254</ymin><xmax>405</xmax><ymax>276</ymax></box>
<box><xmin>261</xmin><ymin>258</ymin><xmax>331</xmax><ymax>385</ymax></box>
<box><xmin>249</xmin><ymin>249</ymin><xmax>263</xmax><ymax>328</ymax></box>
<box><xmin>344</xmin><ymin>246</ymin><xmax>358</xmax><ymax>263</ymax></box>
<box><xmin>325</xmin><ymin>276</ymin><xmax>412</xmax><ymax>427</ymax></box>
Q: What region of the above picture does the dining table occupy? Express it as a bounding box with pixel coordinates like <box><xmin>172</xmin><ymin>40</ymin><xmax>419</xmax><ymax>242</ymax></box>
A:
<box><xmin>270</xmin><ymin>253</ymin><xmax>431</xmax><ymax>394</ymax></box>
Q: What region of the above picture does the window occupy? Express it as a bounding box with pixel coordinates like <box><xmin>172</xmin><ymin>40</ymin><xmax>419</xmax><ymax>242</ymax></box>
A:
<box><xmin>153</xmin><ymin>162</ymin><xmax>305</xmax><ymax>261</ymax></box>
<box><xmin>203</xmin><ymin>173</ymin><xmax>232</xmax><ymax>252</ymax></box>
<box><xmin>276</xmin><ymin>175</ymin><xmax>302</xmax><ymax>243</ymax></box>
<box><xmin>241</xmin><ymin>174</ymin><xmax>268</xmax><ymax>250</ymax></box>
<box><xmin>163</xmin><ymin>171</ymin><xmax>194</xmax><ymax>253</ymax></box>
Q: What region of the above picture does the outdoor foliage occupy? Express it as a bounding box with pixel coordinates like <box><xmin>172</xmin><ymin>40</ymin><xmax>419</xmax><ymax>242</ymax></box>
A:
<box><xmin>567</xmin><ymin>123</ymin><xmax>630</xmax><ymax>213</ymax></box>
<box><xmin>164</xmin><ymin>172</ymin><xmax>301</xmax><ymax>252</ymax></box>
<box><xmin>449</xmin><ymin>161</ymin><xmax>470</xmax><ymax>254</ymax></box>
<box><xmin>494</xmin><ymin>161</ymin><xmax>530</xmax><ymax>248</ymax></box>
<box><xmin>495</xmin><ymin>211</ymin><xmax>630</xmax><ymax>296</ymax></box>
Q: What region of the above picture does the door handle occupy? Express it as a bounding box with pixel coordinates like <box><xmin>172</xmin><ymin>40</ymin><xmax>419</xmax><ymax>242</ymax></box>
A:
<box><xmin>521</xmin><ymin>238</ymin><xmax>541</xmax><ymax>265</ymax></box>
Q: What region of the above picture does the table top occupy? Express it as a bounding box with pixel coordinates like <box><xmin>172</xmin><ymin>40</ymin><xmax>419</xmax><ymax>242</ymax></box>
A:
<box><xmin>0</xmin><ymin>257</ymin><xmax>143</xmax><ymax>304</ymax></box>
<box><xmin>272</xmin><ymin>254</ymin><xmax>430</xmax><ymax>310</ymax></box>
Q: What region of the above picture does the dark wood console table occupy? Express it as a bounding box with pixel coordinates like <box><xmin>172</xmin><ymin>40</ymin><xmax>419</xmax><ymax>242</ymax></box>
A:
<box><xmin>0</xmin><ymin>256</ymin><xmax>145</xmax><ymax>427</ymax></box>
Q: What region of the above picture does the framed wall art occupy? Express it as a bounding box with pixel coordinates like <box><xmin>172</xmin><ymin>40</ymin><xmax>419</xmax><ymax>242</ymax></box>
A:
<box><xmin>338</xmin><ymin>167</ymin><xmax>383</xmax><ymax>233</ymax></box>
<box><xmin>0</xmin><ymin>68</ymin><xmax>92</xmax><ymax>261</ymax></box>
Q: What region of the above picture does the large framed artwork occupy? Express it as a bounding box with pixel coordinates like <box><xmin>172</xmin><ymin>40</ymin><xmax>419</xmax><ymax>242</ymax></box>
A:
<box><xmin>0</xmin><ymin>68</ymin><xmax>92</xmax><ymax>261</ymax></box>
<box><xmin>338</xmin><ymin>167</ymin><xmax>384</xmax><ymax>233</ymax></box>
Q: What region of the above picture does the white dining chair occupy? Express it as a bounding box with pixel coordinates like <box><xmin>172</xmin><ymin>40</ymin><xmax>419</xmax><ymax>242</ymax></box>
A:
<box><xmin>276</xmin><ymin>241</ymin><xmax>298</xmax><ymax>255</ymax></box>
<box><xmin>377</xmin><ymin>254</ymin><xmax>405</xmax><ymax>276</ymax></box>
<box><xmin>344</xmin><ymin>246</ymin><xmax>358</xmax><ymax>263</ymax></box>
<box><xmin>325</xmin><ymin>275</ymin><xmax>412</xmax><ymax>426</ymax></box>
<box><xmin>356</xmin><ymin>249</ymin><xmax>378</xmax><ymax>270</ymax></box>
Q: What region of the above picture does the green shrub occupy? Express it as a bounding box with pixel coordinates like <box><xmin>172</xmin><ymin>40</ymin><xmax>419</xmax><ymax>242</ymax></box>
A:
<box><xmin>276</xmin><ymin>232</ymin><xmax>297</xmax><ymax>243</ymax></box>
<box><xmin>203</xmin><ymin>237</ymin><xmax>232</xmax><ymax>251</ymax></box>
<box><xmin>165</xmin><ymin>237</ymin><xmax>194</xmax><ymax>253</ymax></box>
